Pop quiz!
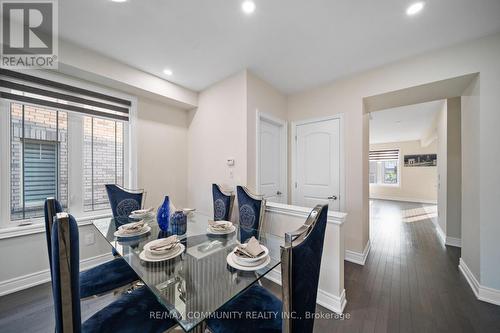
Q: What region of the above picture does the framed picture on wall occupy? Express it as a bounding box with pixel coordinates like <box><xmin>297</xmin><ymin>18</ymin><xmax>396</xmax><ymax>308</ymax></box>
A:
<box><xmin>404</xmin><ymin>154</ymin><xmax>437</xmax><ymax>167</ymax></box>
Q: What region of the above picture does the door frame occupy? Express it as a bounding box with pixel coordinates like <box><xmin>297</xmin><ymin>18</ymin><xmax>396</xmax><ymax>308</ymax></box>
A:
<box><xmin>256</xmin><ymin>111</ymin><xmax>288</xmax><ymax>204</ymax></box>
<box><xmin>291</xmin><ymin>113</ymin><xmax>345</xmax><ymax>212</ymax></box>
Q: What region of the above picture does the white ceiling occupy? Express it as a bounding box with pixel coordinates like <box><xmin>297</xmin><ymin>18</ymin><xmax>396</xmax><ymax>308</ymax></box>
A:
<box><xmin>58</xmin><ymin>0</ymin><xmax>500</xmax><ymax>93</ymax></box>
<box><xmin>369</xmin><ymin>100</ymin><xmax>444</xmax><ymax>144</ymax></box>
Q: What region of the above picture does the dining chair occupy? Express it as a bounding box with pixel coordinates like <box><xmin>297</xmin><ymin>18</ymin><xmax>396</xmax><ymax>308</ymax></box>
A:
<box><xmin>206</xmin><ymin>204</ymin><xmax>329</xmax><ymax>333</ymax></box>
<box><xmin>212</xmin><ymin>184</ymin><xmax>235</xmax><ymax>221</ymax></box>
<box><xmin>44</xmin><ymin>198</ymin><xmax>138</xmax><ymax>299</ymax></box>
<box><xmin>50</xmin><ymin>212</ymin><xmax>176</xmax><ymax>333</ymax></box>
<box><xmin>236</xmin><ymin>186</ymin><xmax>266</xmax><ymax>242</ymax></box>
<box><xmin>105</xmin><ymin>184</ymin><xmax>145</xmax><ymax>222</ymax></box>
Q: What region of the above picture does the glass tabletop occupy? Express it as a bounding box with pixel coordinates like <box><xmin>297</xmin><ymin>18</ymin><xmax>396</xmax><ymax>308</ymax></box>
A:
<box><xmin>92</xmin><ymin>212</ymin><xmax>282</xmax><ymax>332</ymax></box>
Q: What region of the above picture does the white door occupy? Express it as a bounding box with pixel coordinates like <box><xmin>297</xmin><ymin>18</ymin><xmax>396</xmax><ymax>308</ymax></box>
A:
<box><xmin>294</xmin><ymin>118</ymin><xmax>341</xmax><ymax>211</ymax></box>
<box><xmin>258</xmin><ymin>116</ymin><xmax>286</xmax><ymax>203</ymax></box>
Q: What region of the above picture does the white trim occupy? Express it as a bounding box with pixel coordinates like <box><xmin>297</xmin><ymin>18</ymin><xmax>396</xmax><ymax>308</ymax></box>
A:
<box><xmin>459</xmin><ymin>258</ymin><xmax>500</xmax><ymax>306</ymax></box>
<box><xmin>265</xmin><ymin>201</ymin><xmax>346</xmax><ymax>225</ymax></box>
<box><xmin>291</xmin><ymin>114</ymin><xmax>346</xmax><ymax>212</ymax></box>
<box><xmin>0</xmin><ymin>213</ymin><xmax>112</xmax><ymax>240</ymax></box>
<box><xmin>435</xmin><ymin>221</ymin><xmax>446</xmax><ymax>245</ymax></box>
<box><xmin>345</xmin><ymin>240</ymin><xmax>371</xmax><ymax>265</ymax></box>
<box><xmin>369</xmin><ymin>195</ymin><xmax>437</xmax><ymax>205</ymax></box>
<box><xmin>445</xmin><ymin>236</ymin><xmax>462</xmax><ymax>248</ymax></box>
<box><xmin>256</xmin><ymin>111</ymin><xmax>288</xmax><ymax>203</ymax></box>
<box><xmin>0</xmin><ymin>253</ymin><xmax>114</xmax><ymax>297</ymax></box>
<box><xmin>264</xmin><ymin>267</ymin><xmax>347</xmax><ymax>314</ymax></box>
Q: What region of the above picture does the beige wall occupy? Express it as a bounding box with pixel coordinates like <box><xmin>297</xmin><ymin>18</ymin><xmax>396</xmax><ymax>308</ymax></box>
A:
<box><xmin>136</xmin><ymin>97</ymin><xmax>188</xmax><ymax>209</ymax></box>
<box><xmin>187</xmin><ymin>71</ymin><xmax>248</xmax><ymax>216</ymax></box>
<box><xmin>437</xmin><ymin>101</ymin><xmax>448</xmax><ymax>233</ymax></box>
<box><xmin>370</xmin><ymin>140</ymin><xmax>438</xmax><ymax>203</ymax></box>
<box><xmin>246</xmin><ymin>72</ymin><xmax>287</xmax><ymax>193</ymax></box>
<box><xmin>287</xmin><ymin>32</ymin><xmax>500</xmax><ymax>291</ymax></box>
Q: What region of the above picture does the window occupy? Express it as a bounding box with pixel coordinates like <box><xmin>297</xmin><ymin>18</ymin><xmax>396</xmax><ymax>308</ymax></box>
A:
<box><xmin>369</xmin><ymin>149</ymin><xmax>400</xmax><ymax>186</ymax></box>
<box><xmin>1</xmin><ymin>69</ymin><xmax>132</xmax><ymax>225</ymax></box>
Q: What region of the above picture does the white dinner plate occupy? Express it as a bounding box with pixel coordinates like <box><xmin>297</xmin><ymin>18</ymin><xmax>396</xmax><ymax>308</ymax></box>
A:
<box><xmin>226</xmin><ymin>252</ymin><xmax>271</xmax><ymax>271</ymax></box>
<box><xmin>206</xmin><ymin>225</ymin><xmax>236</xmax><ymax>235</ymax></box>
<box><xmin>139</xmin><ymin>243</ymin><xmax>185</xmax><ymax>262</ymax></box>
<box><xmin>114</xmin><ymin>225</ymin><xmax>151</xmax><ymax>238</ymax></box>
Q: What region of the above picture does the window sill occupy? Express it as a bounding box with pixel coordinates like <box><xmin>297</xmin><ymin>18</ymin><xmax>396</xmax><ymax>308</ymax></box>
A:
<box><xmin>0</xmin><ymin>213</ymin><xmax>112</xmax><ymax>240</ymax></box>
<box><xmin>369</xmin><ymin>183</ymin><xmax>401</xmax><ymax>188</ymax></box>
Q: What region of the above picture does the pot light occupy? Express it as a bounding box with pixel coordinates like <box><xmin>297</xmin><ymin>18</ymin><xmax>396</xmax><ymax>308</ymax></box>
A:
<box><xmin>406</xmin><ymin>2</ymin><xmax>425</xmax><ymax>16</ymax></box>
<box><xmin>241</xmin><ymin>1</ymin><xmax>256</xmax><ymax>14</ymax></box>
<box><xmin>111</xmin><ymin>0</ymin><xmax>127</xmax><ymax>3</ymax></box>
<box><xmin>163</xmin><ymin>69</ymin><xmax>173</xmax><ymax>76</ymax></box>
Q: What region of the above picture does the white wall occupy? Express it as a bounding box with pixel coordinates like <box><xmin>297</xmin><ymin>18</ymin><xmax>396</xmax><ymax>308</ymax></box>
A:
<box><xmin>187</xmin><ymin>71</ymin><xmax>248</xmax><ymax>216</ymax></box>
<box><xmin>287</xmin><ymin>32</ymin><xmax>500</xmax><ymax>291</ymax></box>
<box><xmin>136</xmin><ymin>97</ymin><xmax>188</xmax><ymax>209</ymax></box>
<box><xmin>370</xmin><ymin>140</ymin><xmax>438</xmax><ymax>203</ymax></box>
<box><xmin>437</xmin><ymin>102</ymin><xmax>448</xmax><ymax>234</ymax></box>
<box><xmin>246</xmin><ymin>72</ymin><xmax>287</xmax><ymax>193</ymax></box>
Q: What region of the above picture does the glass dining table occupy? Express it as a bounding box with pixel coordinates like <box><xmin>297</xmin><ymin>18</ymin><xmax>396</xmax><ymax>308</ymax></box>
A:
<box><xmin>92</xmin><ymin>212</ymin><xmax>283</xmax><ymax>332</ymax></box>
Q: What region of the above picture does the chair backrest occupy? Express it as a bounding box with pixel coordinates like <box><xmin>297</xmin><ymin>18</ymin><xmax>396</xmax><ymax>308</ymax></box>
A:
<box><xmin>44</xmin><ymin>197</ymin><xmax>63</xmax><ymax>272</ymax></box>
<box><xmin>51</xmin><ymin>212</ymin><xmax>81</xmax><ymax>333</ymax></box>
<box><xmin>212</xmin><ymin>184</ymin><xmax>235</xmax><ymax>221</ymax></box>
<box><xmin>236</xmin><ymin>186</ymin><xmax>266</xmax><ymax>242</ymax></box>
<box><xmin>281</xmin><ymin>204</ymin><xmax>328</xmax><ymax>333</ymax></box>
<box><xmin>105</xmin><ymin>184</ymin><xmax>144</xmax><ymax>221</ymax></box>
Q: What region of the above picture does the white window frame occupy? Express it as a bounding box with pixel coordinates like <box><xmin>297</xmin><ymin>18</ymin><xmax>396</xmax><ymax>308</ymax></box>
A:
<box><xmin>369</xmin><ymin>158</ymin><xmax>400</xmax><ymax>187</ymax></box>
<box><xmin>0</xmin><ymin>70</ymin><xmax>137</xmax><ymax>229</ymax></box>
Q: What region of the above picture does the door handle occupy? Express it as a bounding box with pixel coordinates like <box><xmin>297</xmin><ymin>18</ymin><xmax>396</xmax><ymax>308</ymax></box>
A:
<box><xmin>327</xmin><ymin>195</ymin><xmax>338</xmax><ymax>200</ymax></box>
<box><xmin>276</xmin><ymin>191</ymin><xmax>282</xmax><ymax>196</ymax></box>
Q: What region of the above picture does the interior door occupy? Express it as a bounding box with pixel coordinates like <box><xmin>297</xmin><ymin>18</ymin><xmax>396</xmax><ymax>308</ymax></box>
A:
<box><xmin>295</xmin><ymin>118</ymin><xmax>340</xmax><ymax>211</ymax></box>
<box><xmin>259</xmin><ymin>118</ymin><xmax>285</xmax><ymax>203</ymax></box>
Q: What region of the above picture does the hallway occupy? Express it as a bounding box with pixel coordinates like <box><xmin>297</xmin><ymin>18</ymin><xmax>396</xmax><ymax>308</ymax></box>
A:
<box><xmin>333</xmin><ymin>199</ymin><xmax>500</xmax><ymax>333</ymax></box>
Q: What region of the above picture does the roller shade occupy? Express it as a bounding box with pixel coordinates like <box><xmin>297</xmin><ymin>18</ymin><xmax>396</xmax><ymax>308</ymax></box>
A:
<box><xmin>369</xmin><ymin>149</ymin><xmax>399</xmax><ymax>161</ymax></box>
<box><xmin>0</xmin><ymin>69</ymin><xmax>130</xmax><ymax>121</ymax></box>
<box><xmin>23</xmin><ymin>140</ymin><xmax>57</xmax><ymax>205</ymax></box>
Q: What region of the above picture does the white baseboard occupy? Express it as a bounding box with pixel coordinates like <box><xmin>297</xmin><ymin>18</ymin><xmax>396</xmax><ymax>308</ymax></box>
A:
<box><xmin>434</xmin><ymin>222</ymin><xmax>446</xmax><ymax>245</ymax></box>
<box><xmin>264</xmin><ymin>268</ymin><xmax>347</xmax><ymax>314</ymax></box>
<box><xmin>459</xmin><ymin>258</ymin><xmax>500</xmax><ymax>306</ymax></box>
<box><xmin>369</xmin><ymin>196</ymin><xmax>437</xmax><ymax>205</ymax></box>
<box><xmin>445</xmin><ymin>236</ymin><xmax>462</xmax><ymax>248</ymax></box>
<box><xmin>345</xmin><ymin>240</ymin><xmax>371</xmax><ymax>266</ymax></box>
<box><xmin>0</xmin><ymin>253</ymin><xmax>114</xmax><ymax>297</ymax></box>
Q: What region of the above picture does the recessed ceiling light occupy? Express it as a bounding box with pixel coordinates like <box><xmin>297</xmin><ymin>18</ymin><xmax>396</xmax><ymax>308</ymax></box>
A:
<box><xmin>163</xmin><ymin>69</ymin><xmax>173</xmax><ymax>76</ymax></box>
<box><xmin>111</xmin><ymin>0</ymin><xmax>127</xmax><ymax>3</ymax></box>
<box><xmin>241</xmin><ymin>0</ymin><xmax>256</xmax><ymax>14</ymax></box>
<box><xmin>406</xmin><ymin>2</ymin><xmax>425</xmax><ymax>16</ymax></box>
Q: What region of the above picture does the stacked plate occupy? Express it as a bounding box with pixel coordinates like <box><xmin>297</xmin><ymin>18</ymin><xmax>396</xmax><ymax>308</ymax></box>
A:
<box><xmin>226</xmin><ymin>244</ymin><xmax>271</xmax><ymax>271</ymax></box>
<box><xmin>129</xmin><ymin>208</ymin><xmax>155</xmax><ymax>220</ymax></box>
<box><xmin>139</xmin><ymin>237</ymin><xmax>185</xmax><ymax>262</ymax></box>
<box><xmin>207</xmin><ymin>220</ymin><xmax>236</xmax><ymax>235</ymax></box>
<box><xmin>114</xmin><ymin>221</ymin><xmax>151</xmax><ymax>238</ymax></box>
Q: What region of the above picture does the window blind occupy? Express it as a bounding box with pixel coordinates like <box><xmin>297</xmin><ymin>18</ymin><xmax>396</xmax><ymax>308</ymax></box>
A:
<box><xmin>369</xmin><ymin>149</ymin><xmax>399</xmax><ymax>161</ymax></box>
<box><xmin>23</xmin><ymin>140</ymin><xmax>57</xmax><ymax>205</ymax></box>
<box><xmin>0</xmin><ymin>69</ymin><xmax>130</xmax><ymax>121</ymax></box>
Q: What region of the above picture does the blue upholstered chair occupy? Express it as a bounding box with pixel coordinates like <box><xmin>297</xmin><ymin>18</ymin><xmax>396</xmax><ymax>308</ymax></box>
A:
<box><xmin>236</xmin><ymin>186</ymin><xmax>266</xmax><ymax>242</ymax></box>
<box><xmin>206</xmin><ymin>204</ymin><xmax>329</xmax><ymax>333</ymax></box>
<box><xmin>105</xmin><ymin>184</ymin><xmax>144</xmax><ymax>223</ymax></box>
<box><xmin>44</xmin><ymin>198</ymin><xmax>138</xmax><ymax>299</ymax></box>
<box><xmin>212</xmin><ymin>184</ymin><xmax>235</xmax><ymax>221</ymax></box>
<box><xmin>50</xmin><ymin>212</ymin><xmax>176</xmax><ymax>333</ymax></box>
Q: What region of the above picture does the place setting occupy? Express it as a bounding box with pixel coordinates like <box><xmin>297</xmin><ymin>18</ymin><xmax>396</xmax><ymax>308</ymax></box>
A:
<box><xmin>129</xmin><ymin>207</ymin><xmax>155</xmax><ymax>220</ymax></box>
<box><xmin>139</xmin><ymin>235</ymin><xmax>185</xmax><ymax>262</ymax></box>
<box><xmin>226</xmin><ymin>236</ymin><xmax>271</xmax><ymax>271</ymax></box>
<box><xmin>114</xmin><ymin>220</ymin><xmax>151</xmax><ymax>239</ymax></box>
<box><xmin>207</xmin><ymin>220</ymin><xmax>236</xmax><ymax>235</ymax></box>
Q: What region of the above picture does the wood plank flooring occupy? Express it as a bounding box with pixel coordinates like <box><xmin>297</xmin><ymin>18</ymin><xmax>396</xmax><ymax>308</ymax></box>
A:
<box><xmin>0</xmin><ymin>199</ymin><xmax>499</xmax><ymax>332</ymax></box>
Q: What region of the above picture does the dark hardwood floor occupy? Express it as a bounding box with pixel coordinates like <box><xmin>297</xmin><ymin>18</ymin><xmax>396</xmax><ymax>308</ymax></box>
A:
<box><xmin>1</xmin><ymin>199</ymin><xmax>499</xmax><ymax>332</ymax></box>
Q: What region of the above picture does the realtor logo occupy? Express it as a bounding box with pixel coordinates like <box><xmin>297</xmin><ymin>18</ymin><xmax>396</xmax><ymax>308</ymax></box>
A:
<box><xmin>1</xmin><ymin>0</ymin><xmax>58</xmax><ymax>68</ymax></box>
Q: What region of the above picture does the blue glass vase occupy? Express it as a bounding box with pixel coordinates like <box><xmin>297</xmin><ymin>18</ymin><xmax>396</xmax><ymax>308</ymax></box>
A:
<box><xmin>157</xmin><ymin>196</ymin><xmax>171</xmax><ymax>232</ymax></box>
<box><xmin>170</xmin><ymin>211</ymin><xmax>187</xmax><ymax>235</ymax></box>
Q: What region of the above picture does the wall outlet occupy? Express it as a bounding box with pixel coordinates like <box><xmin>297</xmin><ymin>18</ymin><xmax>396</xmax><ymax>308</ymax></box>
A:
<box><xmin>84</xmin><ymin>232</ymin><xmax>95</xmax><ymax>246</ymax></box>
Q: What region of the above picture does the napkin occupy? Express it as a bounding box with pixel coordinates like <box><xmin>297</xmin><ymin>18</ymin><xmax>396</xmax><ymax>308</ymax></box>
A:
<box><xmin>234</xmin><ymin>237</ymin><xmax>265</xmax><ymax>258</ymax></box>
<box><xmin>131</xmin><ymin>207</ymin><xmax>154</xmax><ymax>215</ymax></box>
<box><xmin>208</xmin><ymin>220</ymin><xmax>232</xmax><ymax>231</ymax></box>
<box><xmin>119</xmin><ymin>221</ymin><xmax>145</xmax><ymax>234</ymax></box>
<box><xmin>149</xmin><ymin>235</ymin><xmax>179</xmax><ymax>253</ymax></box>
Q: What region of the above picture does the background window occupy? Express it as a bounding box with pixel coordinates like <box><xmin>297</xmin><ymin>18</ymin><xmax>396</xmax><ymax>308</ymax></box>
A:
<box><xmin>10</xmin><ymin>104</ymin><xmax>68</xmax><ymax>221</ymax></box>
<box><xmin>369</xmin><ymin>149</ymin><xmax>400</xmax><ymax>186</ymax></box>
